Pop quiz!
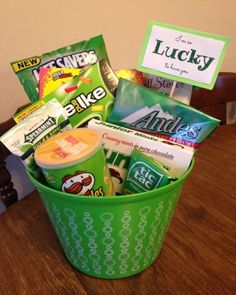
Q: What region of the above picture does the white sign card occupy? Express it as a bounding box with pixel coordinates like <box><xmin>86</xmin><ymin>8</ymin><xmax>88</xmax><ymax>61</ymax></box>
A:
<box><xmin>137</xmin><ymin>21</ymin><xmax>229</xmax><ymax>89</ymax></box>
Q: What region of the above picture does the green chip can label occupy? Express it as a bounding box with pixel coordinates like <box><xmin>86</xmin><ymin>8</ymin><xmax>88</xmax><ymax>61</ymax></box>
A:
<box><xmin>34</xmin><ymin>128</ymin><xmax>114</xmax><ymax>196</ymax></box>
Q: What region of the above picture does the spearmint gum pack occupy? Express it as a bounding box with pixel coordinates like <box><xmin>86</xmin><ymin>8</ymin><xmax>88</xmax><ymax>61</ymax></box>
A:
<box><xmin>108</xmin><ymin>78</ymin><xmax>220</xmax><ymax>148</ymax></box>
<box><xmin>39</xmin><ymin>67</ymin><xmax>81</xmax><ymax>98</ymax></box>
<box><xmin>43</xmin><ymin>60</ymin><xmax>118</xmax><ymax>128</ymax></box>
<box><xmin>0</xmin><ymin>99</ymin><xmax>71</xmax><ymax>175</ymax></box>
<box><xmin>11</xmin><ymin>35</ymin><xmax>109</xmax><ymax>102</ymax></box>
<box><xmin>123</xmin><ymin>148</ymin><xmax>176</xmax><ymax>194</ymax></box>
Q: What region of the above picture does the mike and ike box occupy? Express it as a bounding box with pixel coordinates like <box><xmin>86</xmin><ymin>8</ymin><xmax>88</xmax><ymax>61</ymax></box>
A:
<box><xmin>42</xmin><ymin>60</ymin><xmax>118</xmax><ymax>128</ymax></box>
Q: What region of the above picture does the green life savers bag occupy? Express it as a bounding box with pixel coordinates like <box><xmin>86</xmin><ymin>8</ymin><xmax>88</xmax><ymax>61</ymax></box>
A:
<box><xmin>11</xmin><ymin>35</ymin><xmax>110</xmax><ymax>102</ymax></box>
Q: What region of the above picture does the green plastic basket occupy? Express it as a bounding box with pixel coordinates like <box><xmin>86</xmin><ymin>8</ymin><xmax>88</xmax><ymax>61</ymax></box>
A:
<box><xmin>28</xmin><ymin>159</ymin><xmax>194</xmax><ymax>279</ymax></box>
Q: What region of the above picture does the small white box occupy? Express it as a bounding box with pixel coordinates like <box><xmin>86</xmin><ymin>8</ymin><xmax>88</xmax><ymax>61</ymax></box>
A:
<box><xmin>88</xmin><ymin>119</ymin><xmax>194</xmax><ymax>194</ymax></box>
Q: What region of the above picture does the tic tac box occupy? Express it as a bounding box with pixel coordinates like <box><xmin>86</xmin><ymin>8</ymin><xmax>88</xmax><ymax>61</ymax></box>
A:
<box><xmin>88</xmin><ymin>119</ymin><xmax>194</xmax><ymax>194</ymax></box>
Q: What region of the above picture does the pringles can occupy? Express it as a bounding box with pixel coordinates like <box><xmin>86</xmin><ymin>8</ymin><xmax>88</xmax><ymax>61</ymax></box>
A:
<box><xmin>34</xmin><ymin>128</ymin><xmax>114</xmax><ymax>196</ymax></box>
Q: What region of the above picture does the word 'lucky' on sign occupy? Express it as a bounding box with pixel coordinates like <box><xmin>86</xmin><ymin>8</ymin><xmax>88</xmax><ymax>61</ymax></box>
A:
<box><xmin>152</xmin><ymin>39</ymin><xmax>215</xmax><ymax>71</ymax></box>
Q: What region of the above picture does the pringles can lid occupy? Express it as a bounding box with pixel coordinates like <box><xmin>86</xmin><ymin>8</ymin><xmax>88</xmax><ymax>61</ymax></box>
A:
<box><xmin>35</xmin><ymin>128</ymin><xmax>102</xmax><ymax>169</ymax></box>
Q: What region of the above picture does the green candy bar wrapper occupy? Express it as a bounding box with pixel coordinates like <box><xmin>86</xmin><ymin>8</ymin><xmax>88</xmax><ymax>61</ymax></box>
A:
<box><xmin>11</xmin><ymin>35</ymin><xmax>110</xmax><ymax>102</ymax></box>
<box><xmin>108</xmin><ymin>79</ymin><xmax>221</xmax><ymax>148</ymax></box>
<box><xmin>123</xmin><ymin>148</ymin><xmax>176</xmax><ymax>194</ymax></box>
<box><xmin>0</xmin><ymin>99</ymin><xmax>71</xmax><ymax>175</ymax></box>
<box><xmin>43</xmin><ymin>60</ymin><xmax>118</xmax><ymax>128</ymax></box>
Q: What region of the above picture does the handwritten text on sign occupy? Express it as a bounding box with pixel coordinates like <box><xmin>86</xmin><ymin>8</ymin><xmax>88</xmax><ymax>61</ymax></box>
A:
<box><xmin>137</xmin><ymin>22</ymin><xmax>229</xmax><ymax>89</ymax></box>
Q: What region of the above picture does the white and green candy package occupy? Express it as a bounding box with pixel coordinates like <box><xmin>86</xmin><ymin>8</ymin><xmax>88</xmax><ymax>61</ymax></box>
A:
<box><xmin>0</xmin><ymin>99</ymin><xmax>71</xmax><ymax>175</ymax></box>
<box><xmin>123</xmin><ymin>148</ymin><xmax>176</xmax><ymax>194</ymax></box>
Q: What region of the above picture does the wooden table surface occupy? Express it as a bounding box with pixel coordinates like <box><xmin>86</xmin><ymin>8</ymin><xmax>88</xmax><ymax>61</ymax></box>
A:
<box><xmin>0</xmin><ymin>124</ymin><xmax>235</xmax><ymax>295</ymax></box>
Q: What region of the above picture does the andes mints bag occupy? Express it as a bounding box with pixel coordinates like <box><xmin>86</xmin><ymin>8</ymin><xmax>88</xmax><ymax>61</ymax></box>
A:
<box><xmin>108</xmin><ymin>79</ymin><xmax>220</xmax><ymax>148</ymax></box>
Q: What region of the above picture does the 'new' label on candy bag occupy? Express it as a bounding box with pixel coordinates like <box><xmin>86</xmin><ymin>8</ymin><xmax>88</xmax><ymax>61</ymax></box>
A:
<box><xmin>11</xmin><ymin>35</ymin><xmax>109</xmax><ymax>102</ymax></box>
<box><xmin>108</xmin><ymin>78</ymin><xmax>220</xmax><ymax>148</ymax></box>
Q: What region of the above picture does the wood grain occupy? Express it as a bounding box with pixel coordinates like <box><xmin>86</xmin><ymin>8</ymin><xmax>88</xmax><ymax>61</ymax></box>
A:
<box><xmin>191</xmin><ymin>72</ymin><xmax>236</xmax><ymax>124</ymax></box>
<box><xmin>0</xmin><ymin>103</ymin><xmax>30</xmax><ymax>208</ymax></box>
<box><xmin>0</xmin><ymin>124</ymin><xmax>235</xmax><ymax>295</ymax></box>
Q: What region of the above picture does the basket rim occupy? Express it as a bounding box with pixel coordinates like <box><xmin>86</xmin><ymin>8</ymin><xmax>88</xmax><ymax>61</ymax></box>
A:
<box><xmin>27</xmin><ymin>158</ymin><xmax>194</xmax><ymax>204</ymax></box>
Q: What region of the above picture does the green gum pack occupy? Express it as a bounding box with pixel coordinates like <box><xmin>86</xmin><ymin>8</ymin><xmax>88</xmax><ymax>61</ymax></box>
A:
<box><xmin>0</xmin><ymin>99</ymin><xmax>71</xmax><ymax>175</ymax></box>
<box><xmin>11</xmin><ymin>35</ymin><xmax>110</xmax><ymax>102</ymax></box>
<box><xmin>123</xmin><ymin>148</ymin><xmax>176</xmax><ymax>194</ymax></box>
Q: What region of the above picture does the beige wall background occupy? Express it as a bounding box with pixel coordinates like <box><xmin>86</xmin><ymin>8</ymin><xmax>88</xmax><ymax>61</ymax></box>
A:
<box><xmin>0</xmin><ymin>0</ymin><xmax>235</xmax><ymax>212</ymax></box>
<box><xmin>1</xmin><ymin>0</ymin><xmax>236</xmax><ymax>121</ymax></box>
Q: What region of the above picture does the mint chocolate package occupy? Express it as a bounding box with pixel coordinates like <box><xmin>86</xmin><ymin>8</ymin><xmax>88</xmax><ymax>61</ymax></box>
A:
<box><xmin>43</xmin><ymin>60</ymin><xmax>118</xmax><ymax>128</ymax></box>
<box><xmin>108</xmin><ymin>78</ymin><xmax>220</xmax><ymax>148</ymax></box>
<box><xmin>11</xmin><ymin>35</ymin><xmax>110</xmax><ymax>102</ymax></box>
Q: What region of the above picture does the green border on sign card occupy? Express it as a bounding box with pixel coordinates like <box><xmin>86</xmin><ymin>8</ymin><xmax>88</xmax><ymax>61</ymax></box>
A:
<box><xmin>136</xmin><ymin>21</ymin><xmax>230</xmax><ymax>90</ymax></box>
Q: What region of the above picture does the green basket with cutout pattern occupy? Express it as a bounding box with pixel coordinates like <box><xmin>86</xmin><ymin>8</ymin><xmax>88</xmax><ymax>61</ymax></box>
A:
<box><xmin>27</xmin><ymin>159</ymin><xmax>194</xmax><ymax>279</ymax></box>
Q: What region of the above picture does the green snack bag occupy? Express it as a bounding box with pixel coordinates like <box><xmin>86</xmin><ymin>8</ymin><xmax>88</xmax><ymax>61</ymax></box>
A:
<box><xmin>108</xmin><ymin>78</ymin><xmax>221</xmax><ymax>148</ymax></box>
<box><xmin>43</xmin><ymin>60</ymin><xmax>118</xmax><ymax>128</ymax></box>
<box><xmin>123</xmin><ymin>148</ymin><xmax>176</xmax><ymax>194</ymax></box>
<box><xmin>11</xmin><ymin>35</ymin><xmax>110</xmax><ymax>102</ymax></box>
<box><xmin>0</xmin><ymin>99</ymin><xmax>71</xmax><ymax>175</ymax></box>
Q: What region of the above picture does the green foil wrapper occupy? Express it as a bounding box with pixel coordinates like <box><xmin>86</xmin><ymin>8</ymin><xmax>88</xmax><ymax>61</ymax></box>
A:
<box><xmin>108</xmin><ymin>78</ymin><xmax>221</xmax><ymax>148</ymax></box>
